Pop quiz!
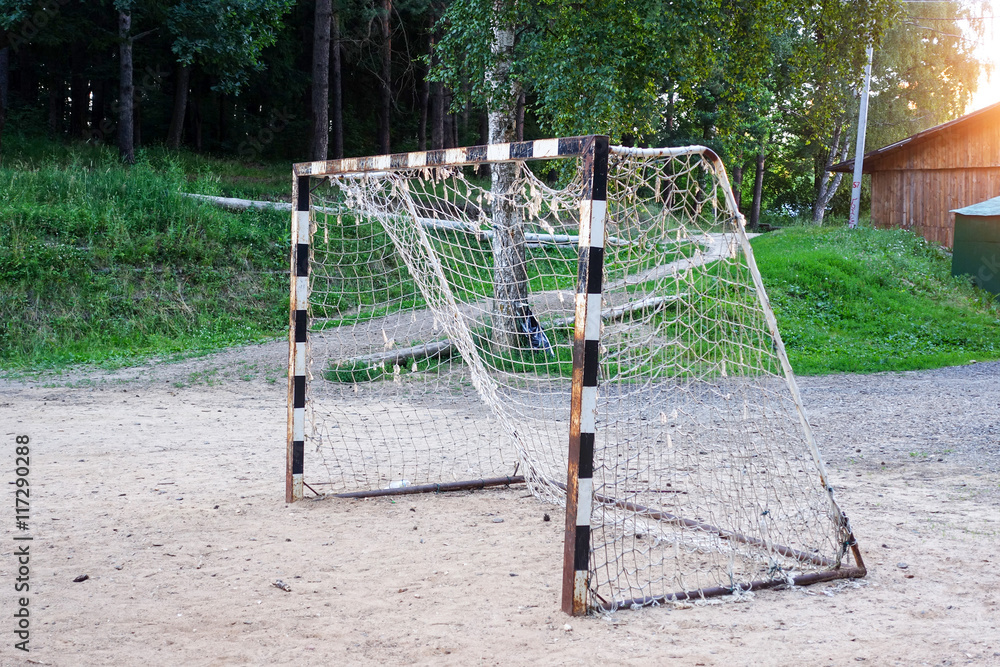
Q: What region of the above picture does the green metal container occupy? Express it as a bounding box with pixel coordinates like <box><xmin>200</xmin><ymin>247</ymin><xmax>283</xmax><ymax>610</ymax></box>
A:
<box><xmin>951</xmin><ymin>195</ymin><xmax>1000</xmax><ymax>295</ymax></box>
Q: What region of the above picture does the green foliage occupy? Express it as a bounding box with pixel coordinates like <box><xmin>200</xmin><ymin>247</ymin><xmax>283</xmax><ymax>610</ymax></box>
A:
<box><xmin>0</xmin><ymin>142</ymin><xmax>290</xmax><ymax>369</ymax></box>
<box><xmin>167</xmin><ymin>0</ymin><xmax>295</xmax><ymax>94</ymax></box>
<box><xmin>753</xmin><ymin>225</ymin><xmax>1000</xmax><ymax>374</ymax></box>
<box><xmin>0</xmin><ymin>0</ymin><xmax>33</xmax><ymax>33</ymax></box>
<box><xmin>518</xmin><ymin>0</ymin><xmax>663</xmax><ymax>138</ymax></box>
<box><xmin>433</xmin><ymin>0</ymin><xmax>724</xmax><ymax>141</ymax></box>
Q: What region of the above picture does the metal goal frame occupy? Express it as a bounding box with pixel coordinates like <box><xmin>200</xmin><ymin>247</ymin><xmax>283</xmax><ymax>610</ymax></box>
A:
<box><xmin>286</xmin><ymin>135</ymin><xmax>866</xmax><ymax>616</ymax></box>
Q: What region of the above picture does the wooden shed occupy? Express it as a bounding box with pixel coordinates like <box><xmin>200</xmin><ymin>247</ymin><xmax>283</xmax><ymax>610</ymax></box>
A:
<box><xmin>831</xmin><ymin>100</ymin><xmax>1000</xmax><ymax>247</ymax></box>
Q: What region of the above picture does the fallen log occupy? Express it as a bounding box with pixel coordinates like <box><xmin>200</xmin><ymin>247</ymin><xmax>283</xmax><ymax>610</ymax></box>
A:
<box><xmin>327</xmin><ymin>294</ymin><xmax>683</xmax><ymax>370</ymax></box>
<box><xmin>181</xmin><ymin>193</ymin><xmax>632</xmax><ymax>245</ymax></box>
<box><xmin>330</xmin><ymin>339</ymin><xmax>455</xmax><ymax>369</ymax></box>
<box><xmin>181</xmin><ymin>192</ymin><xmax>294</xmax><ymax>212</ymax></box>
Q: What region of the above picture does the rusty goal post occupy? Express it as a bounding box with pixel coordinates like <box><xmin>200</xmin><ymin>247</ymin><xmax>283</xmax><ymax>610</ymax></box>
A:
<box><xmin>287</xmin><ymin>136</ymin><xmax>866</xmax><ymax>615</ymax></box>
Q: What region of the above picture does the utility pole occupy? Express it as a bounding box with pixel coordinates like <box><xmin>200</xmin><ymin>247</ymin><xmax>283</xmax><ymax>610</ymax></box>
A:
<box><xmin>849</xmin><ymin>45</ymin><xmax>874</xmax><ymax>229</ymax></box>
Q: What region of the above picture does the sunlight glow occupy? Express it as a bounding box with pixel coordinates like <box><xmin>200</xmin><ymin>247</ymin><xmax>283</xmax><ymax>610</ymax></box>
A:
<box><xmin>967</xmin><ymin>0</ymin><xmax>1000</xmax><ymax>111</ymax></box>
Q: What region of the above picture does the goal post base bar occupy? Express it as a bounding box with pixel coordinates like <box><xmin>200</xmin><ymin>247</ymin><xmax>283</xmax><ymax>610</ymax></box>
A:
<box><xmin>597</xmin><ymin>566</ymin><xmax>868</xmax><ymax>613</ymax></box>
<box><xmin>328</xmin><ymin>476</ymin><xmax>526</xmax><ymax>499</ymax></box>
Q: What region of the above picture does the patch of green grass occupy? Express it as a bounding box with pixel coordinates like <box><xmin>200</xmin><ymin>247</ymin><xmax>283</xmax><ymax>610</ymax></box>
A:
<box><xmin>3</xmin><ymin>133</ymin><xmax>291</xmax><ymax>201</ymax></box>
<box><xmin>752</xmin><ymin>225</ymin><xmax>1000</xmax><ymax>374</ymax></box>
<box><xmin>472</xmin><ymin>324</ymin><xmax>576</xmax><ymax>377</ymax></box>
<box><xmin>0</xmin><ymin>144</ymin><xmax>290</xmax><ymax>370</ymax></box>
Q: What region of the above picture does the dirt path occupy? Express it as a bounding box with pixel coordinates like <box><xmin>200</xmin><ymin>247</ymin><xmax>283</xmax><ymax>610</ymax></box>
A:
<box><xmin>0</xmin><ymin>345</ymin><xmax>997</xmax><ymax>666</ymax></box>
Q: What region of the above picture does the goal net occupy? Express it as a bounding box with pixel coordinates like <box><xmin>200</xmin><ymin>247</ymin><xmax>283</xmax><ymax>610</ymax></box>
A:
<box><xmin>287</xmin><ymin>136</ymin><xmax>865</xmax><ymax>614</ymax></box>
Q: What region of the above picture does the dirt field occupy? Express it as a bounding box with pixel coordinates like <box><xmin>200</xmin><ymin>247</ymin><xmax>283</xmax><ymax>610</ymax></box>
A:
<box><xmin>1</xmin><ymin>342</ymin><xmax>998</xmax><ymax>666</ymax></box>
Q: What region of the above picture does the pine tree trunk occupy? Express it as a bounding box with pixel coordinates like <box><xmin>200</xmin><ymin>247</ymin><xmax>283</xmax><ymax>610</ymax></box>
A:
<box><xmin>310</xmin><ymin>0</ymin><xmax>332</xmax><ymax>161</ymax></box>
<box><xmin>133</xmin><ymin>92</ymin><xmax>141</xmax><ymax>147</ymax></box>
<box><xmin>478</xmin><ymin>110</ymin><xmax>489</xmax><ymax>178</ymax></box>
<box><xmin>460</xmin><ymin>77</ymin><xmax>470</xmax><ymax>137</ymax></box>
<box><xmin>487</xmin><ymin>17</ymin><xmax>525</xmax><ymax>350</ymax></box>
<box><xmin>732</xmin><ymin>165</ymin><xmax>743</xmax><ymax>211</ymax></box>
<box><xmin>331</xmin><ymin>8</ymin><xmax>343</xmax><ymax>159</ymax></box>
<box><xmin>515</xmin><ymin>89</ymin><xmax>524</xmax><ymax>141</ymax></box>
<box><xmin>443</xmin><ymin>89</ymin><xmax>454</xmax><ymax>149</ymax></box>
<box><xmin>377</xmin><ymin>0</ymin><xmax>392</xmax><ymax>154</ymax></box>
<box><xmin>48</xmin><ymin>82</ymin><xmax>62</xmax><ymax>136</ymax></box>
<box><xmin>431</xmin><ymin>79</ymin><xmax>443</xmax><ymax>150</ymax></box>
<box><xmin>167</xmin><ymin>64</ymin><xmax>190</xmax><ymax>150</ymax></box>
<box><xmin>749</xmin><ymin>137</ymin><xmax>766</xmax><ymax>231</ymax></box>
<box><xmin>418</xmin><ymin>65</ymin><xmax>429</xmax><ymax>151</ymax></box>
<box><xmin>189</xmin><ymin>93</ymin><xmax>202</xmax><ymax>151</ymax></box>
<box><xmin>418</xmin><ymin>8</ymin><xmax>432</xmax><ymax>152</ymax></box>
<box><xmin>0</xmin><ymin>47</ymin><xmax>8</xmax><ymax>154</ymax></box>
<box><xmin>118</xmin><ymin>11</ymin><xmax>135</xmax><ymax>164</ymax></box>
<box><xmin>665</xmin><ymin>85</ymin><xmax>675</xmax><ymax>135</ymax></box>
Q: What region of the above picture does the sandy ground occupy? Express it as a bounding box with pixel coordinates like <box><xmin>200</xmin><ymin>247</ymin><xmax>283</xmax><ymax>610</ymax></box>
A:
<box><xmin>0</xmin><ymin>342</ymin><xmax>998</xmax><ymax>666</ymax></box>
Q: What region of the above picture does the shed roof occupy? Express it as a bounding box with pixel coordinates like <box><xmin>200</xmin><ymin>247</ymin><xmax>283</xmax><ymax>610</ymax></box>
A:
<box><xmin>830</xmin><ymin>100</ymin><xmax>1000</xmax><ymax>173</ymax></box>
<box><xmin>951</xmin><ymin>195</ymin><xmax>1000</xmax><ymax>217</ymax></box>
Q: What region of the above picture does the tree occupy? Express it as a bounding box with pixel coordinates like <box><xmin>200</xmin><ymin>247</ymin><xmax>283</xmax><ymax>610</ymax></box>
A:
<box><xmin>116</xmin><ymin>2</ymin><xmax>134</xmax><ymax>163</ymax></box>
<box><xmin>0</xmin><ymin>0</ymin><xmax>63</xmax><ymax>152</ymax></box>
<box><xmin>0</xmin><ymin>46</ymin><xmax>8</xmax><ymax>152</ymax></box>
<box><xmin>310</xmin><ymin>0</ymin><xmax>332</xmax><ymax>160</ymax></box>
<box><xmin>377</xmin><ymin>0</ymin><xmax>392</xmax><ymax>153</ymax></box>
<box><xmin>784</xmin><ymin>0</ymin><xmax>985</xmax><ymax>223</ymax></box>
<box><xmin>864</xmin><ymin>2</ymin><xmax>985</xmax><ymax>148</ymax></box>
<box><xmin>165</xmin><ymin>0</ymin><xmax>293</xmax><ymax>149</ymax></box>
<box><xmin>331</xmin><ymin>1</ymin><xmax>343</xmax><ymax>158</ymax></box>
<box><xmin>485</xmin><ymin>0</ymin><xmax>524</xmax><ymax>348</ymax></box>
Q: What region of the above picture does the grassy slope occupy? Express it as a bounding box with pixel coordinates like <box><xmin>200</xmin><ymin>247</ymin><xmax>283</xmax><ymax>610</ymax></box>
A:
<box><xmin>752</xmin><ymin>225</ymin><xmax>1000</xmax><ymax>374</ymax></box>
<box><xmin>0</xmin><ymin>140</ymin><xmax>291</xmax><ymax>369</ymax></box>
<box><xmin>3</xmin><ymin>134</ymin><xmax>998</xmax><ymax>375</ymax></box>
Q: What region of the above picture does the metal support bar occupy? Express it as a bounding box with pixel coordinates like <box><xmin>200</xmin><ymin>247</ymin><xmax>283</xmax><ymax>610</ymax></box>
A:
<box><xmin>562</xmin><ymin>135</ymin><xmax>609</xmax><ymax>616</ymax></box>
<box><xmin>286</xmin><ymin>174</ymin><xmax>310</xmax><ymax>503</ymax></box>
<box><xmin>599</xmin><ymin>566</ymin><xmax>868</xmax><ymax>612</ymax></box>
<box><xmin>330</xmin><ymin>475</ymin><xmax>526</xmax><ymax>499</ymax></box>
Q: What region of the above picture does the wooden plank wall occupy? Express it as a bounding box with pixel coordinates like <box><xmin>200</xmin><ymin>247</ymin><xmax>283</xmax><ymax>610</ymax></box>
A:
<box><xmin>867</xmin><ymin>106</ymin><xmax>1000</xmax><ymax>247</ymax></box>
<box><xmin>872</xmin><ymin>110</ymin><xmax>1000</xmax><ymax>171</ymax></box>
<box><xmin>871</xmin><ymin>168</ymin><xmax>1000</xmax><ymax>247</ymax></box>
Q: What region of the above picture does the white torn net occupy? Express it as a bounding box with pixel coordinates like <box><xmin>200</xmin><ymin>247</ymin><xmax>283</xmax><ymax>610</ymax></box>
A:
<box><xmin>303</xmin><ymin>146</ymin><xmax>853</xmax><ymax>610</ymax></box>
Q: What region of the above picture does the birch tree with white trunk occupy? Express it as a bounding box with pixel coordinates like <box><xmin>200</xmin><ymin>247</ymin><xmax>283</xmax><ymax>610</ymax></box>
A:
<box><xmin>812</xmin><ymin>119</ymin><xmax>849</xmax><ymax>225</ymax></box>
<box><xmin>486</xmin><ymin>8</ymin><xmax>526</xmax><ymax>350</ymax></box>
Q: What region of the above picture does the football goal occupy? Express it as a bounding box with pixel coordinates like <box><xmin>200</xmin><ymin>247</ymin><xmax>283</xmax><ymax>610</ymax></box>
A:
<box><xmin>286</xmin><ymin>135</ymin><xmax>866</xmax><ymax>615</ymax></box>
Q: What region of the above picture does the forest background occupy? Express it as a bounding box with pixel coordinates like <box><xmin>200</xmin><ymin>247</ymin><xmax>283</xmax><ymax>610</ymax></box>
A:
<box><xmin>0</xmin><ymin>0</ymin><xmax>992</xmax><ymax>227</ymax></box>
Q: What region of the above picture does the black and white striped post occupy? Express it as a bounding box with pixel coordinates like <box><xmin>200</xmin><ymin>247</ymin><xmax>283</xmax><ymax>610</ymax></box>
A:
<box><xmin>562</xmin><ymin>135</ymin><xmax>608</xmax><ymax>616</ymax></box>
<box><xmin>286</xmin><ymin>175</ymin><xmax>310</xmax><ymax>503</ymax></box>
<box><xmin>288</xmin><ymin>137</ymin><xmax>598</xmax><ymax>505</ymax></box>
